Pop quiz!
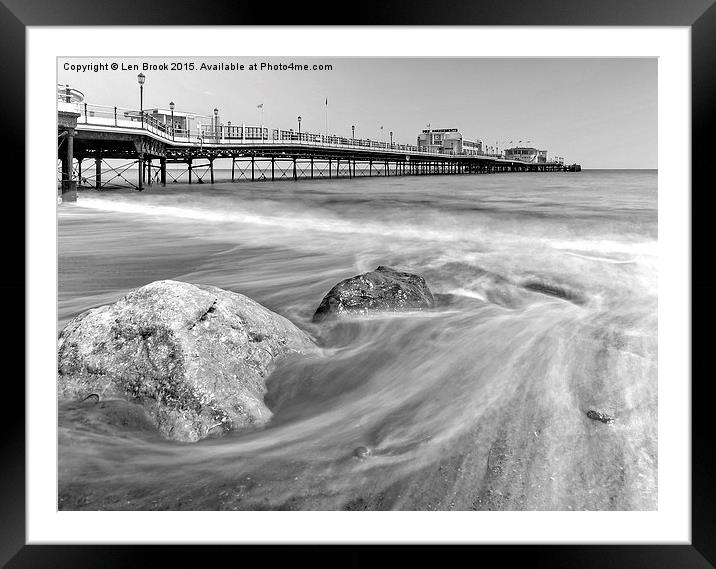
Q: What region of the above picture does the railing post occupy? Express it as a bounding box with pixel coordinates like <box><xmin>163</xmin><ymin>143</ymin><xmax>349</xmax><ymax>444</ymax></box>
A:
<box><xmin>114</xmin><ymin>106</ymin><xmax>117</xmax><ymax>126</ymax></box>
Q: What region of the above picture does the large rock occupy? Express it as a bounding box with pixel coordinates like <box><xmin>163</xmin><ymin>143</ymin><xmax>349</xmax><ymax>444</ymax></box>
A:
<box><xmin>312</xmin><ymin>266</ymin><xmax>435</xmax><ymax>322</ymax></box>
<box><xmin>57</xmin><ymin>280</ymin><xmax>315</xmax><ymax>442</ymax></box>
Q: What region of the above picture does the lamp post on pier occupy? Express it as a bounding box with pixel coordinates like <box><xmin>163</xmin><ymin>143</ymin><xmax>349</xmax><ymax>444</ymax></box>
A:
<box><xmin>137</xmin><ymin>73</ymin><xmax>145</xmax><ymax>129</ymax></box>
<box><xmin>214</xmin><ymin>107</ymin><xmax>219</xmax><ymax>142</ymax></box>
<box><xmin>169</xmin><ymin>101</ymin><xmax>175</xmax><ymax>140</ymax></box>
<box><xmin>390</xmin><ymin>131</ymin><xmax>393</xmax><ymax>146</ymax></box>
<box><xmin>352</xmin><ymin>125</ymin><xmax>355</xmax><ymax>143</ymax></box>
<box><xmin>297</xmin><ymin>115</ymin><xmax>302</xmax><ymax>136</ymax></box>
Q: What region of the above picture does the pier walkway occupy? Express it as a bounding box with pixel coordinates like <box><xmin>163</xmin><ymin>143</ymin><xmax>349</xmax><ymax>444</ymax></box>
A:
<box><xmin>58</xmin><ymin>99</ymin><xmax>581</xmax><ymax>201</ymax></box>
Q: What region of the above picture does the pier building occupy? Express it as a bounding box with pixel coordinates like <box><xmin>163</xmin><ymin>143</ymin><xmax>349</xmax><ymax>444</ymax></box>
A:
<box><xmin>503</xmin><ymin>146</ymin><xmax>549</xmax><ymax>163</ymax></box>
<box><xmin>416</xmin><ymin>127</ymin><xmax>483</xmax><ymax>156</ymax></box>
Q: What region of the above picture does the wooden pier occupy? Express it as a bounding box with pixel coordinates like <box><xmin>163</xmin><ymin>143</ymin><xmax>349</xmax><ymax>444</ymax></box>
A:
<box><xmin>57</xmin><ymin>101</ymin><xmax>581</xmax><ymax>201</ymax></box>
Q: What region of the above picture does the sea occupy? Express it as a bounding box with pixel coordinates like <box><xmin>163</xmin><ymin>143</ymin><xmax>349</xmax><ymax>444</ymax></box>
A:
<box><xmin>57</xmin><ymin>169</ymin><xmax>658</xmax><ymax>511</ymax></box>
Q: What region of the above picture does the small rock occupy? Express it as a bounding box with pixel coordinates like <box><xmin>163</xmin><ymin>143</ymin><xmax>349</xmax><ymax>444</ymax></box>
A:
<box><xmin>313</xmin><ymin>266</ymin><xmax>435</xmax><ymax>322</ymax></box>
<box><xmin>586</xmin><ymin>409</ymin><xmax>614</xmax><ymax>424</ymax></box>
<box><xmin>353</xmin><ymin>446</ymin><xmax>372</xmax><ymax>459</ymax></box>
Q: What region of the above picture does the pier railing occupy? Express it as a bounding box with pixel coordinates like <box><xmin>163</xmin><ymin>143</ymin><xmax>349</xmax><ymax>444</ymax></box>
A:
<box><xmin>59</xmin><ymin>100</ymin><xmax>508</xmax><ymax>160</ymax></box>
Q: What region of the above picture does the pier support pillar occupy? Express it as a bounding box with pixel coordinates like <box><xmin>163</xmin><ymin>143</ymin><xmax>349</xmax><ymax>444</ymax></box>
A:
<box><xmin>293</xmin><ymin>157</ymin><xmax>297</xmax><ymax>181</ymax></box>
<box><xmin>311</xmin><ymin>157</ymin><xmax>314</xmax><ymax>179</ymax></box>
<box><xmin>209</xmin><ymin>158</ymin><xmax>214</xmax><ymax>184</ymax></box>
<box><xmin>336</xmin><ymin>158</ymin><xmax>340</xmax><ymax>178</ymax></box>
<box><xmin>271</xmin><ymin>157</ymin><xmax>275</xmax><ymax>181</ymax></box>
<box><xmin>95</xmin><ymin>155</ymin><xmax>102</xmax><ymax>189</ymax></box>
<box><xmin>188</xmin><ymin>158</ymin><xmax>192</xmax><ymax>184</ymax></box>
<box><xmin>369</xmin><ymin>159</ymin><xmax>372</xmax><ymax>176</ymax></box>
<box><xmin>160</xmin><ymin>157</ymin><xmax>166</xmax><ymax>187</ymax></box>
<box><xmin>137</xmin><ymin>153</ymin><xmax>144</xmax><ymax>191</ymax></box>
<box><xmin>251</xmin><ymin>156</ymin><xmax>255</xmax><ymax>181</ymax></box>
<box><xmin>231</xmin><ymin>157</ymin><xmax>235</xmax><ymax>182</ymax></box>
<box><xmin>147</xmin><ymin>158</ymin><xmax>152</xmax><ymax>186</ymax></box>
<box><xmin>328</xmin><ymin>159</ymin><xmax>332</xmax><ymax>179</ymax></box>
<box><xmin>61</xmin><ymin>129</ymin><xmax>77</xmax><ymax>202</ymax></box>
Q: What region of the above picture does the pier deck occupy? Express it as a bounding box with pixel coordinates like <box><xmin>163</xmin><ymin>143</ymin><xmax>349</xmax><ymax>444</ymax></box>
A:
<box><xmin>57</xmin><ymin>101</ymin><xmax>581</xmax><ymax>200</ymax></box>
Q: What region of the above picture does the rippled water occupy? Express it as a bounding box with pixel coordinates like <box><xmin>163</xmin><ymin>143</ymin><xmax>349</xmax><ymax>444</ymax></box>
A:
<box><xmin>58</xmin><ymin>170</ymin><xmax>657</xmax><ymax>510</ymax></box>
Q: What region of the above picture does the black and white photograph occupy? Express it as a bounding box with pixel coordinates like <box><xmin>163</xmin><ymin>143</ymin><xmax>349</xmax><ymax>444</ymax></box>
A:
<box><xmin>0</xmin><ymin>6</ymin><xmax>703</xmax><ymax>563</ymax></box>
<box><xmin>55</xmin><ymin>54</ymin><xmax>660</xmax><ymax>513</ymax></box>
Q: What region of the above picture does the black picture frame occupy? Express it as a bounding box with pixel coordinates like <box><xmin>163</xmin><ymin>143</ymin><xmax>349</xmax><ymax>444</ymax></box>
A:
<box><xmin>4</xmin><ymin>1</ymin><xmax>712</xmax><ymax>567</ymax></box>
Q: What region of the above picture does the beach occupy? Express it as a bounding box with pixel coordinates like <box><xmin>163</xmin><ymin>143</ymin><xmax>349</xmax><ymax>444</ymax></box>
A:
<box><xmin>57</xmin><ymin>169</ymin><xmax>658</xmax><ymax>510</ymax></box>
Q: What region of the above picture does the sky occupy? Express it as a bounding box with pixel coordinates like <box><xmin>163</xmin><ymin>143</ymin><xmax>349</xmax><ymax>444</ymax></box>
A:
<box><xmin>58</xmin><ymin>57</ymin><xmax>657</xmax><ymax>169</ymax></box>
